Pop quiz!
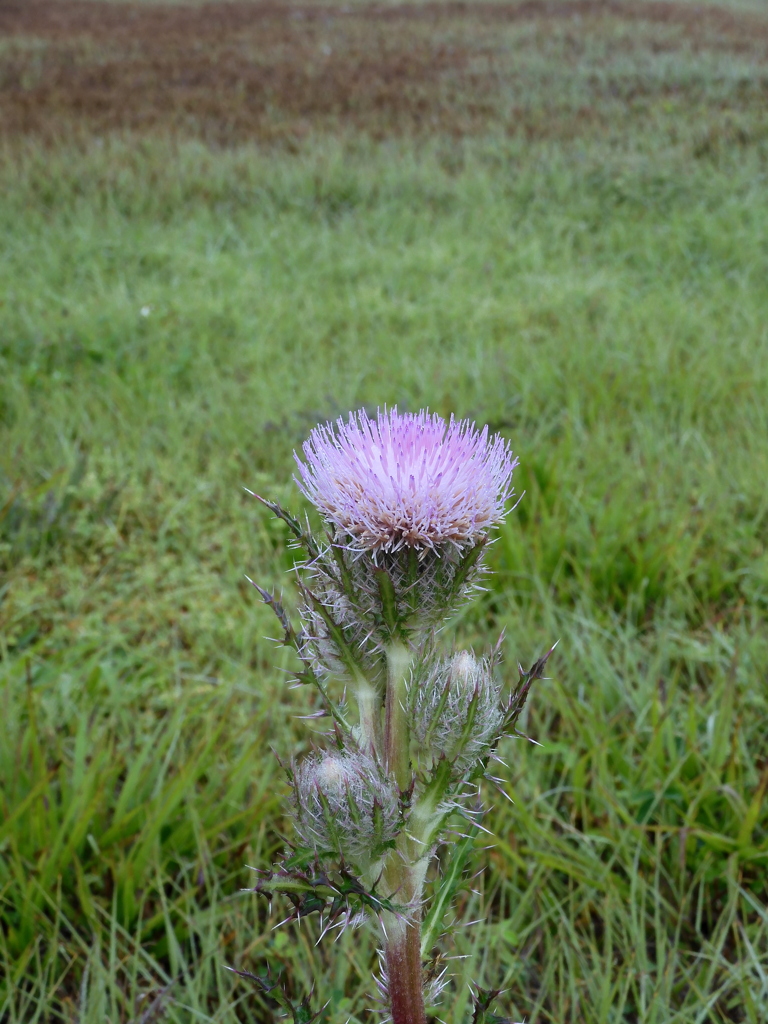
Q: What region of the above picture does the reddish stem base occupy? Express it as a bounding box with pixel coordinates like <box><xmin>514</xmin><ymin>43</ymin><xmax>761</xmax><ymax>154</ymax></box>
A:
<box><xmin>386</xmin><ymin>922</ymin><xmax>427</xmax><ymax>1024</ymax></box>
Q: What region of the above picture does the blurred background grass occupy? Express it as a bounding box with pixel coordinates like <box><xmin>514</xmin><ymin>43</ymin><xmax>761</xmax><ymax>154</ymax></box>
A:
<box><xmin>1</xmin><ymin>1</ymin><xmax>767</xmax><ymax>1021</ymax></box>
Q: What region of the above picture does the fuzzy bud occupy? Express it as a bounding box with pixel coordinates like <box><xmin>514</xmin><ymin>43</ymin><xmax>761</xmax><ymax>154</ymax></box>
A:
<box><xmin>292</xmin><ymin>750</ymin><xmax>400</xmax><ymax>862</ymax></box>
<box><xmin>412</xmin><ymin>651</ymin><xmax>504</xmax><ymax>773</ymax></box>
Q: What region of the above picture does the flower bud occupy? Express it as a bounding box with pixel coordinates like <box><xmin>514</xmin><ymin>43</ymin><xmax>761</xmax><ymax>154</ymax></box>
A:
<box><xmin>293</xmin><ymin>750</ymin><xmax>400</xmax><ymax>862</ymax></box>
<box><xmin>412</xmin><ymin>651</ymin><xmax>503</xmax><ymax>773</ymax></box>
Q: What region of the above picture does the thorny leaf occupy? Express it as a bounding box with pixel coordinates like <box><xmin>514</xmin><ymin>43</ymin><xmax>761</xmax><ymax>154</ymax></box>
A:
<box><xmin>246</xmin><ymin>580</ymin><xmax>297</xmax><ymax>648</ymax></box>
<box><xmin>226</xmin><ymin>964</ymin><xmax>329</xmax><ymax>1023</ymax></box>
<box><xmin>246</xmin><ymin>579</ymin><xmax>353</xmax><ymax>736</ymax></box>
<box><xmin>246</xmin><ymin>490</ymin><xmax>321</xmax><ymax>561</ymax></box>
<box><xmin>471</xmin><ymin>987</ymin><xmax>517</xmax><ymax>1024</ymax></box>
<box><xmin>326</xmin><ymin>534</ymin><xmax>358</xmax><ymax>603</ymax></box>
<box><xmin>442</xmin><ymin>538</ymin><xmax>487</xmax><ymax>604</ymax></box>
<box><xmin>421</xmin><ymin>821</ymin><xmax>479</xmax><ymax>956</ymax></box>
<box><xmin>373</xmin><ymin>565</ymin><xmax>402</xmax><ymax>636</ymax></box>
<box><xmin>504</xmin><ymin>641</ymin><xmax>558</xmax><ymax>736</ymax></box>
<box><xmin>466</xmin><ymin>642</ymin><xmax>556</xmax><ymax>785</ymax></box>
<box><xmin>249</xmin><ymin>857</ymin><xmax>406</xmax><ymax>930</ymax></box>
<box><xmin>298</xmin><ymin>580</ymin><xmax>369</xmax><ymax>683</ymax></box>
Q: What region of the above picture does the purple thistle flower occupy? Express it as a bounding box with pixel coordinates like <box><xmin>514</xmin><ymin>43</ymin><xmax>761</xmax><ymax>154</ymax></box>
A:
<box><xmin>295</xmin><ymin>408</ymin><xmax>517</xmax><ymax>553</ymax></box>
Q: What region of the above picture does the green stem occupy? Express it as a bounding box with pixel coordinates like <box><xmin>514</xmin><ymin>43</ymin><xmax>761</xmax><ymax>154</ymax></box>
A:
<box><xmin>355</xmin><ymin>675</ymin><xmax>383</xmax><ymax>758</ymax></box>
<box><xmin>385</xmin><ymin>642</ymin><xmax>412</xmax><ymax>792</ymax></box>
<box><xmin>381</xmin><ymin>641</ymin><xmax>428</xmax><ymax>1022</ymax></box>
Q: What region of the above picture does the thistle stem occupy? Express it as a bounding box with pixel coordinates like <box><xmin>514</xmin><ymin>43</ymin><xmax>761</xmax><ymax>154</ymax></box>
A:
<box><xmin>385</xmin><ymin>642</ymin><xmax>412</xmax><ymax>792</ymax></box>
<box><xmin>385</xmin><ymin>915</ymin><xmax>427</xmax><ymax>1024</ymax></box>
<box><xmin>383</xmin><ymin>642</ymin><xmax>426</xmax><ymax>1022</ymax></box>
<box><xmin>355</xmin><ymin>675</ymin><xmax>384</xmax><ymax>759</ymax></box>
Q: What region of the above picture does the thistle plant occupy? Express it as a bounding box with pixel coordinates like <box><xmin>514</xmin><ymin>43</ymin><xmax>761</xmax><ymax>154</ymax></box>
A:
<box><xmin>247</xmin><ymin>408</ymin><xmax>552</xmax><ymax>1024</ymax></box>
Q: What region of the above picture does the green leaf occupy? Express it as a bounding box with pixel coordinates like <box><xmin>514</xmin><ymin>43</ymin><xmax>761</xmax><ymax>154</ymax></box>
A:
<box><xmin>471</xmin><ymin>988</ymin><xmax>516</xmax><ymax>1024</ymax></box>
<box><xmin>300</xmin><ymin>583</ymin><xmax>368</xmax><ymax>686</ymax></box>
<box><xmin>737</xmin><ymin>763</ymin><xmax>768</xmax><ymax>849</ymax></box>
<box><xmin>247</xmin><ymin>491</ymin><xmax>321</xmax><ymax>561</ymax></box>
<box><xmin>421</xmin><ymin>822</ymin><xmax>479</xmax><ymax>956</ymax></box>
<box><xmin>445</xmin><ymin>540</ymin><xmax>487</xmax><ymax>603</ymax></box>
<box><xmin>250</xmin><ymin>861</ymin><xmax>407</xmax><ymax>924</ymax></box>
<box><xmin>374</xmin><ymin>565</ymin><xmax>401</xmax><ymax>635</ymax></box>
<box><xmin>248</xmin><ymin>579</ymin><xmax>353</xmax><ymax>735</ymax></box>
<box><xmin>226</xmin><ymin>965</ymin><xmax>329</xmax><ymax>1023</ymax></box>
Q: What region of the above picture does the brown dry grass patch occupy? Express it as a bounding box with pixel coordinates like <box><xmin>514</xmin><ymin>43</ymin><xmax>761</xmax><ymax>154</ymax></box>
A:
<box><xmin>1</xmin><ymin>0</ymin><xmax>768</xmax><ymax>144</ymax></box>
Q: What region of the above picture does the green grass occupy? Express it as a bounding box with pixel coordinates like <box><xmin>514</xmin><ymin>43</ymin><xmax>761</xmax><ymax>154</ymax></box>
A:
<box><xmin>2</xmin><ymin>3</ymin><xmax>768</xmax><ymax>1021</ymax></box>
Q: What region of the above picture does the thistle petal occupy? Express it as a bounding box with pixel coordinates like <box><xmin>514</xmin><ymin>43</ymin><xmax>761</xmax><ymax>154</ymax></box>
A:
<box><xmin>295</xmin><ymin>408</ymin><xmax>517</xmax><ymax>553</ymax></box>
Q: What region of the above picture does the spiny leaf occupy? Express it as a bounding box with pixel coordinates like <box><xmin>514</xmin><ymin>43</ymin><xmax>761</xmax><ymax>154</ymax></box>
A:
<box><xmin>226</xmin><ymin>964</ymin><xmax>329</xmax><ymax>1023</ymax></box>
<box><xmin>444</xmin><ymin>539</ymin><xmax>487</xmax><ymax>602</ymax></box>
<box><xmin>466</xmin><ymin>643</ymin><xmax>555</xmax><ymax>786</ymax></box>
<box><xmin>373</xmin><ymin>565</ymin><xmax>401</xmax><ymax>635</ymax></box>
<box><xmin>249</xmin><ymin>859</ymin><xmax>407</xmax><ymax>926</ymax></box>
<box><xmin>246</xmin><ymin>579</ymin><xmax>353</xmax><ymax>735</ymax></box>
<box><xmin>298</xmin><ymin>581</ymin><xmax>369</xmax><ymax>685</ymax></box>
<box><xmin>326</xmin><ymin>537</ymin><xmax>359</xmax><ymax>603</ymax></box>
<box><xmin>247</xmin><ymin>490</ymin><xmax>321</xmax><ymax>560</ymax></box>
<box><xmin>421</xmin><ymin>822</ymin><xmax>479</xmax><ymax>956</ymax></box>
<box><xmin>245</xmin><ymin>578</ymin><xmax>297</xmax><ymax>647</ymax></box>
<box><xmin>471</xmin><ymin>987</ymin><xmax>518</xmax><ymax>1024</ymax></box>
<box><xmin>505</xmin><ymin>641</ymin><xmax>558</xmax><ymax>735</ymax></box>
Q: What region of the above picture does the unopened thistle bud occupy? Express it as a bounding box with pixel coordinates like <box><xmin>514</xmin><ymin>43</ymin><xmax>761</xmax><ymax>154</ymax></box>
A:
<box><xmin>412</xmin><ymin>651</ymin><xmax>504</xmax><ymax>773</ymax></box>
<box><xmin>292</xmin><ymin>751</ymin><xmax>400</xmax><ymax>862</ymax></box>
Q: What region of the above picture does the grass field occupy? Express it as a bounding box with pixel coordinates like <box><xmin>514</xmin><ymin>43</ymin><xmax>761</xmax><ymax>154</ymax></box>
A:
<box><xmin>1</xmin><ymin>1</ymin><xmax>768</xmax><ymax>1021</ymax></box>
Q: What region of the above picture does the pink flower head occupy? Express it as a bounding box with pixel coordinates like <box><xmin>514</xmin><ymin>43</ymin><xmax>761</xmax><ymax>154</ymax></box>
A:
<box><xmin>295</xmin><ymin>408</ymin><xmax>518</xmax><ymax>553</ymax></box>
